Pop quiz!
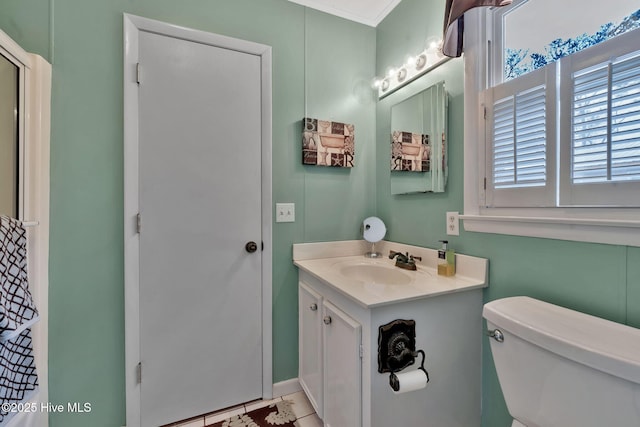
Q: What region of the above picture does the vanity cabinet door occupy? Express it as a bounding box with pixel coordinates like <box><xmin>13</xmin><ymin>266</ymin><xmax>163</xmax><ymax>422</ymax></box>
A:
<box><xmin>322</xmin><ymin>300</ymin><xmax>362</xmax><ymax>427</ymax></box>
<box><xmin>299</xmin><ymin>282</ymin><xmax>323</xmax><ymax>417</ymax></box>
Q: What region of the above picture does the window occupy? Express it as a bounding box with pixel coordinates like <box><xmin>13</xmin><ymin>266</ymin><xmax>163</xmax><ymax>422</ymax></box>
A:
<box><xmin>462</xmin><ymin>2</ymin><xmax>640</xmax><ymax>246</ymax></box>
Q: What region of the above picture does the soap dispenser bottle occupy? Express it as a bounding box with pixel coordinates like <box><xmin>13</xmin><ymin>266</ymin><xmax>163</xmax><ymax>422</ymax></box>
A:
<box><xmin>437</xmin><ymin>240</ymin><xmax>455</xmax><ymax>276</ymax></box>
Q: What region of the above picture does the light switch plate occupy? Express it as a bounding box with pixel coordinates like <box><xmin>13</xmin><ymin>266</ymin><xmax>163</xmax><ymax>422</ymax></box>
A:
<box><xmin>276</xmin><ymin>203</ymin><xmax>295</xmax><ymax>223</ymax></box>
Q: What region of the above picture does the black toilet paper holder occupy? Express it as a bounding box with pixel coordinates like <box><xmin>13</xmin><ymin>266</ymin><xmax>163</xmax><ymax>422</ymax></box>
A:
<box><xmin>377</xmin><ymin>319</ymin><xmax>430</xmax><ymax>391</ymax></box>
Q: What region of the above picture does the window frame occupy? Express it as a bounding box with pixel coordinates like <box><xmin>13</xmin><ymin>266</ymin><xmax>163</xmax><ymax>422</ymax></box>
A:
<box><xmin>461</xmin><ymin>8</ymin><xmax>640</xmax><ymax>247</ymax></box>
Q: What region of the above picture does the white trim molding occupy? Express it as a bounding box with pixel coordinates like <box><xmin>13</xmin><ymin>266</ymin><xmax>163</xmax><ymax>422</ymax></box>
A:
<box><xmin>462</xmin><ymin>214</ymin><xmax>640</xmax><ymax>247</ymax></box>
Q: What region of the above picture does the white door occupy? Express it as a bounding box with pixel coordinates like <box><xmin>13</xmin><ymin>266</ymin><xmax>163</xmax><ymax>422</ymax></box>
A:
<box><xmin>136</xmin><ymin>28</ymin><xmax>265</xmax><ymax>427</ymax></box>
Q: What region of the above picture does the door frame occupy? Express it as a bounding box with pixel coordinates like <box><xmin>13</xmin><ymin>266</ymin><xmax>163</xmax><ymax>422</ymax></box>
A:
<box><xmin>123</xmin><ymin>14</ymin><xmax>272</xmax><ymax>426</ymax></box>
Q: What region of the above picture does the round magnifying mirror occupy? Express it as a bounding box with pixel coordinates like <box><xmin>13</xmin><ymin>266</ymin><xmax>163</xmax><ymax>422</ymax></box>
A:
<box><xmin>363</xmin><ymin>216</ymin><xmax>386</xmax><ymax>258</ymax></box>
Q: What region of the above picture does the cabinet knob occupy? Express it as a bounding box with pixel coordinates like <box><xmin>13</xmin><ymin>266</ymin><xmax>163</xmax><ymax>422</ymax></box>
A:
<box><xmin>323</xmin><ymin>316</ymin><xmax>332</xmax><ymax>325</ymax></box>
<box><xmin>309</xmin><ymin>303</ymin><xmax>318</xmax><ymax>311</ymax></box>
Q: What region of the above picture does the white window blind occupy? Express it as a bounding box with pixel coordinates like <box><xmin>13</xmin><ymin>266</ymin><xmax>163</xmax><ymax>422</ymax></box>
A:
<box><xmin>559</xmin><ymin>30</ymin><xmax>640</xmax><ymax>207</ymax></box>
<box><xmin>493</xmin><ymin>85</ymin><xmax>547</xmax><ymax>188</ymax></box>
<box><xmin>611</xmin><ymin>54</ymin><xmax>640</xmax><ymax>181</ymax></box>
<box><xmin>572</xmin><ymin>53</ymin><xmax>640</xmax><ymax>184</ymax></box>
<box><xmin>484</xmin><ymin>64</ymin><xmax>556</xmax><ymax>207</ymax></box>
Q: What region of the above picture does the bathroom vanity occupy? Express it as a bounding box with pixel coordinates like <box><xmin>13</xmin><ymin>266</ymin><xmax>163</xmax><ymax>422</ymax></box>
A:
<box><xmin>294</xmin><ymin>240</ymin><xmax>488</xmax><ymax>427</ymax></box>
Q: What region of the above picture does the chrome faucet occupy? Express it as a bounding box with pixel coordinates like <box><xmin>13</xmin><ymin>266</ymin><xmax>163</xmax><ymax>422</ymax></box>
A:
<box><xmin>389</xmin><ymin>250</ymin><xmax>422</xmax><ymax>271</ymax></box>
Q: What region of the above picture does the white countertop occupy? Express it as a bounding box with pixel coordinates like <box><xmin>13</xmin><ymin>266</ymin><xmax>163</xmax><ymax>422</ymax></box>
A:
<box><xmin>293</xmin><ymin>240</ymin><xmax>488</xmax><ymax>308</ymax></box>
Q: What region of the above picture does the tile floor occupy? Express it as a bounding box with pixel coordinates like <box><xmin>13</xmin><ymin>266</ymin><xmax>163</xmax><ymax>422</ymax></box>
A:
<box><xmin>167</xmin><ymin>391</ymin><xmax>322</xmax><ymax>427</ymax></box>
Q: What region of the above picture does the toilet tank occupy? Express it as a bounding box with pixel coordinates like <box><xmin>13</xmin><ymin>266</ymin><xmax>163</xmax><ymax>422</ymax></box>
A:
<box><xmin>483</xmin><ymin>296</ymin><xmax>640</xmax><ymax>427</ymax></box>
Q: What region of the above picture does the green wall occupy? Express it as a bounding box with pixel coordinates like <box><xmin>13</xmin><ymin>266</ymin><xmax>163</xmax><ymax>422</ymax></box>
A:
<box><xmin>376</xmin><ymin>1</ymin><xmax>640</xmax><ymax>426</ymax></box>
<box><xmin>0</xmin><ymin>1</ymin><xmax>375</xmax><ymax>426</ymax></box>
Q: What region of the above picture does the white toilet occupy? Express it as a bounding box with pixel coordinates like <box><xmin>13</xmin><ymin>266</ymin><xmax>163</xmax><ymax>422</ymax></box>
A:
<box><xmin>483</xmin><ymin>296</ymin><xmax>640</xmax><ymax>427</ymax></box>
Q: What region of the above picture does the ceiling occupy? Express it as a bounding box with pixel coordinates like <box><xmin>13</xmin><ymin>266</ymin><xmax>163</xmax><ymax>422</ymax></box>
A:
<box><xmin>287</xmin><ymin>0</ymin><xmax>402</xmax><ymax>27</ymax></box>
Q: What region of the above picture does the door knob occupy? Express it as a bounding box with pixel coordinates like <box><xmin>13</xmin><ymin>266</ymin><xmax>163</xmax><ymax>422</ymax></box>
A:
<box><xmin>245</xmin><ymin>241</ymin><xmax>258</xmax><ymax>253</ymax></box>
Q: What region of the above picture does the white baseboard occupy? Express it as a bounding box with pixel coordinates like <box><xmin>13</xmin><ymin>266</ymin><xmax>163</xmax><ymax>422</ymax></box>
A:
<box><xmin>272</xmin><ymin>378</ymin><xmax>302</xmax><ymax>397</ymax></box>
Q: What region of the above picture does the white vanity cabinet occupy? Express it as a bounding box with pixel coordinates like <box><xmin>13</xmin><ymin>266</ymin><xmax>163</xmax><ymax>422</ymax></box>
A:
<box><xmin>295</xmin><ymin>240</ymin><xmax>488</xmax><ymax>427</ymax></box>
<box><xmin>299</xmin><ymin>281</ymin><xmax>362</xmax><ymax>426</ymax></box>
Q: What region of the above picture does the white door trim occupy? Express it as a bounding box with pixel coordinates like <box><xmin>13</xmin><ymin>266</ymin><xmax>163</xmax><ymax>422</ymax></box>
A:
<box><xmin>123</xmin><ymin>14</ymin><xmax>272</xmax><ymax>427</ymax></box>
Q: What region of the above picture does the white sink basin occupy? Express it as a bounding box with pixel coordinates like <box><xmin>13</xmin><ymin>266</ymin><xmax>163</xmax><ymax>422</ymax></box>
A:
<box><xmin>338</xmin><ymin>262</ymin><xmax>412</xmax><ymax>285</ymax></box>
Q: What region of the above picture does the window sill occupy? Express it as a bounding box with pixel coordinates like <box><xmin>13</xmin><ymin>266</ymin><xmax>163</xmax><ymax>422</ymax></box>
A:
<box><xmin>461</xmin><ymin>214</ymin><xmax>640</xmax><ymax>247</ymax></box>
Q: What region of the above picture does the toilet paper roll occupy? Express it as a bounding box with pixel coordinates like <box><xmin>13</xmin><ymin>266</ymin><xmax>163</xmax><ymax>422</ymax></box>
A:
<box><xmin>390</xmin><ymin>369</ymin><xmax>428</xmax><ymax>394</ymax></box>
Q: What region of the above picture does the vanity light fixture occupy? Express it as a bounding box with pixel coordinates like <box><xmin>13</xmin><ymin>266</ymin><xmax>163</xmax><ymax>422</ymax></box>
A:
<box><xmin>374</xmin><ymin>39</ymin><xmax>451</xmax><ymax>99</ymax></box>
